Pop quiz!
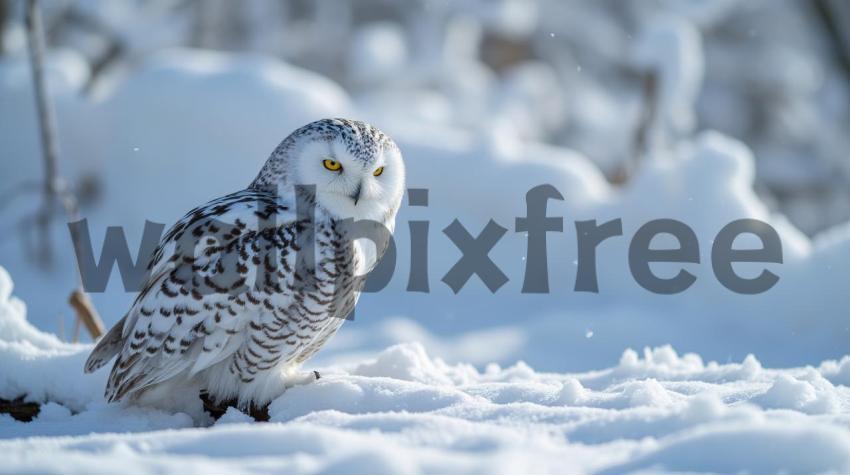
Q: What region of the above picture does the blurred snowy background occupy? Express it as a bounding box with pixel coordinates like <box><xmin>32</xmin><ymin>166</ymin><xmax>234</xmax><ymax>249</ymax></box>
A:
<box><xmin>1</xmin><ymin>0</ymin><xmax>849</xmax><ymax>370</ymax></box>
<box><xmin>3</xmin><ymin>0</ymin><xmax>850</xmax><ymax>232</ymax></box>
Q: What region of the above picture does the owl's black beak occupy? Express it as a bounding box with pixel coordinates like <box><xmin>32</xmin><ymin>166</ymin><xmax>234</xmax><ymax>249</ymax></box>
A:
<box><xmin>350</xmin><ymin>182</ymin><xmax>362</xmax><ymax>205</ymax></box>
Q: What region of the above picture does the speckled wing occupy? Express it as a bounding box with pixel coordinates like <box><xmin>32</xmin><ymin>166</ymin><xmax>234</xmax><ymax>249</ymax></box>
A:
<box><xmin>85</xmin><ymin>189</ymin><xmax>309</xmax><ymax>401</ymax></box>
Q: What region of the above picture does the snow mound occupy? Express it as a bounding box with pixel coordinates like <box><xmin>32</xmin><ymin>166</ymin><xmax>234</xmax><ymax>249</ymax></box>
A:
<box><xmin>0</xmin><ymin>266</ymin><xmax>65</xmax><ymax>351</ymax></box>
<box><xmin>821</xmin><ymin>356</ymin><xmax>850</xmax><ymax>387</ymax></box>
<box><xmin>754</xmin><ymin>372</ymin><xmax>841</xmax><ymax>415</ymax></box>
<box><xmin>0</xmin><ymin>267</ymin><xmax>103</xmax><ymax>411</ymax></box>
<box><xmin>604</xmin><ymin>421</ymin><xmax>850</xmax><ymax>474</ymax></box>
<box><xmin>352</xmin><ymin>342</ymin><xmax>468</xmax><ymax>386</ymax></box>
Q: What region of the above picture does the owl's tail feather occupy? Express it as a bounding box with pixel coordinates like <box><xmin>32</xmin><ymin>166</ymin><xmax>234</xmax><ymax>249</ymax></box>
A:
<box><xmin>84</xmin><ymin>316</ymin><xmax>126</xmax><ymax>373</ymax></box>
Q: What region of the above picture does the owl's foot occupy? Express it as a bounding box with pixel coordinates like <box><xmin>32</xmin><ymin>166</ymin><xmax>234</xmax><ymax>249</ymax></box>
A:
<box><xmin>199</xmin><ymin>391</ymin><xmax>270</xmax><ymax>422</ymax></box>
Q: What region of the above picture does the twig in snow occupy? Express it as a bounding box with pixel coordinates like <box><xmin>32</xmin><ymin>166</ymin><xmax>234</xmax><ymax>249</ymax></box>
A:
<box><xmin>69</xmin><ymin>290</ymin><xmax>105</xmax><ymax>341</ymax></box>
<box><xmin>811</xmin><ymin>0</ymin><xmax>850</xmax><ymax>81</ymax></box>
<box><xmin>0</xmin><ymin>0</ymin><xmax>7</xmax><ymax>54</ymax></box>
<box><xmin>0</xmin><ymin>396</ymin><xmax>41</xmax><ymax>422</ymax></box>
<box><xmin>24</xmin><ymin>0</ymin><xmax>104</xmax><ymax>341</ymax></box>
<box><xmin>612</xmin><ymin>70</ymin><xmax>658</xmax><ymax>185</ymax></box>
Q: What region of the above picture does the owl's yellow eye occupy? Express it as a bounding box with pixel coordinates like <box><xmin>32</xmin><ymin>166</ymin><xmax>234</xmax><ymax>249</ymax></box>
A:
<box><xmin>323</xmin><ymin>159</ymin><xmax>342</xmax><ymax>171</ymax></box>
<box><xmin>373</xmin><ymin>166</ymin><xmax>384</xmax><ymax>177</ymax></box>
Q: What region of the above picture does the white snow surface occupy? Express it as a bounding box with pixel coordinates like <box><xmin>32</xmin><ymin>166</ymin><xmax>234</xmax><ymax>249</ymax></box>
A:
<box><xmin>2</xmin><ymin>266</ymin><xmax>850</xmax><ymax>474</ymax></box>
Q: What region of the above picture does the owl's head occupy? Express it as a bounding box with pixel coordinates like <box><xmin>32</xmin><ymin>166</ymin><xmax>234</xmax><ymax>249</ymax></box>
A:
<box><xmin>253</xmin><ymin>118</ymin><xmax>405</xmax><ymax>223</ymax></box>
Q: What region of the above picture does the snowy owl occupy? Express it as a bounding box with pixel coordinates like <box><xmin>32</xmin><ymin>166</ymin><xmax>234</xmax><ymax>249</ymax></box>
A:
<box><xmin>84</xmin><ymin>118</ymin><xmax>404</xmax><ymax>415</ymax></box>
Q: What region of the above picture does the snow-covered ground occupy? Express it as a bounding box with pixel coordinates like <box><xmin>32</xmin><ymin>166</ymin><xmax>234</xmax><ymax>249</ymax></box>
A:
<box><xmin>2</xmin><ymin>265</ymin><xmax>850</xmax><ymax>474</ymax></box>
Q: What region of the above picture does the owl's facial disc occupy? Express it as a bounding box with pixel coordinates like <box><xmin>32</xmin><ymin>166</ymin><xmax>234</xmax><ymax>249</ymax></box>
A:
<box><xmin>295</xmin><ymin>138</ymin><xmax>404</xmax><ymax>222</ymax></box>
